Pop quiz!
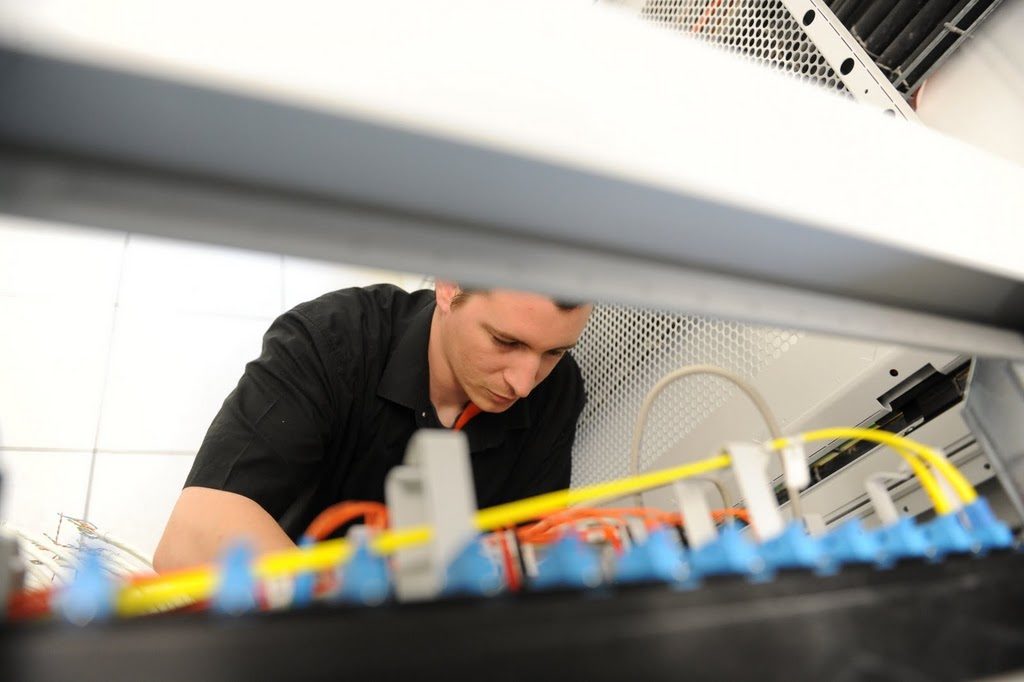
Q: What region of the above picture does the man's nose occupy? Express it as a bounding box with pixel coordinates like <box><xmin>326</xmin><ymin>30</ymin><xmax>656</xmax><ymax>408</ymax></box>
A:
<box><xmin>505</xmin><ymin>354</ymin><xmax>541</xmax><ymax>398</ymax></box>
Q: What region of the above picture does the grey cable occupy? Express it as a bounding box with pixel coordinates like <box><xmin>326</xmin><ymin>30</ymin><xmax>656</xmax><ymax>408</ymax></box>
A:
<box><xmin>691</xmin><ymin>476</ymin><xmax>730</xmax><ymax>509</ymax></box>
<box><xmin>627</xmin><ymin>364</ymin><xmax>803</xmax><ymax>520</ymax></box>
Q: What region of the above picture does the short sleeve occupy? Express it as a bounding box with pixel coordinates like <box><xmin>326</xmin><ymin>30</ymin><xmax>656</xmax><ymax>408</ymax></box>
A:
<box><xmin>184</xmin><ymin>308</ymin><xmax>351</xmax><ymax>521</ymax></box>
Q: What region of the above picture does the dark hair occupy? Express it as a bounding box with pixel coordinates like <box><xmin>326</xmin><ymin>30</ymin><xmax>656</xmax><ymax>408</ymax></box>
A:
<box><xmin>450</xmin><ymin>288</ymin><xmax>584</xmax><ymax>311</ymax></box>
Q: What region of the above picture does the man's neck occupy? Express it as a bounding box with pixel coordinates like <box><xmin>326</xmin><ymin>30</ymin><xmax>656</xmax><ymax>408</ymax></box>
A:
<box><xmin>427</xmin><ymin>308</ymin><xmax>469</xmax><ymax>426</ymax></box>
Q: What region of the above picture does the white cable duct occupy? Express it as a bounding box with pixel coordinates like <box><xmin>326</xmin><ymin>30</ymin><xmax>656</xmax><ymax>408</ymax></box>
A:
<box><xmin>1</xmin><ymin>518</ymin><xmax>154</xmax><ymax>590</ymax></box>
<box><xmin>2</xmin><ymin>522</ymin><xmax>73</xmax><ymax>575</ymax></box>
<box><xmin>19</xmin><ymin>558</ymin><xmax>53</xmax><ymax>591</ymax></box>
<box><xmin>62</xmin><ymin>517</ymin><xmax>153</xmax><ymax>570</ymax></box>
<box><xmin>9</xmin><ymin>533</ymin><xmax>67</xmax><ymax>584</ymax></box>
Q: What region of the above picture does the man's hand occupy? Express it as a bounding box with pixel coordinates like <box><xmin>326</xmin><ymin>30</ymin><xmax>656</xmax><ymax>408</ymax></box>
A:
<box><xmin>153</xmin><ymin>487</ymin><xmax>296</xmax><ymax>572</ymax></box>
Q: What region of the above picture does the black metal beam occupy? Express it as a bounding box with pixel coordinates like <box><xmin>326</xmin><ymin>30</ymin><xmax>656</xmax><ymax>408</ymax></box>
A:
<box><xmin>3</xmin><ymin>553</ymin><xmax>1024</xmax><ymax>681</ymax></box>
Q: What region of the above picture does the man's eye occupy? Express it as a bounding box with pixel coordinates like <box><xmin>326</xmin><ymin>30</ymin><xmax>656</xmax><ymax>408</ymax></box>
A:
<box><xmin>492</xmin><ymin>336</ymin><xmax>517</xmax><ymax>347</ymax></box>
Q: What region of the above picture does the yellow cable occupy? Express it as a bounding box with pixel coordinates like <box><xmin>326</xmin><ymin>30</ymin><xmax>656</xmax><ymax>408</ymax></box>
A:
<box><xmin>812</xmin><ymin>427</ymin><xmax>975</xmax><ymax>503</ymax></box>
<box><xmin>770</xmin><ymin>427</ymin><xmax>976</xmax><ymax>508</ymax></box>
<box><xmin>117</xmin><ymin>570</ymin><xmax>215</xmax><ymax>615</ymax></box>
<box><xmin>117</xmin><ymin>539</ymin><xmax>355</xmax><ymax>615</ymax></box>
<box><xmin>115</xmin><ymin>454</ymin><xmax>731</xmax><ymax>617</ymax></box>
<box><xmin>475</xmin><ymin>454</ymin><xmax>731</xmax><ymax>530</ymax></box>
<box><xmin>892</xmin><ymin>445</ymin><xmax>952</xmax><ymax>515</ymax></box>
<box><xmin>371</xmin><ymin>525</ymin><xmax>433</xmax><ymax>555</ymax></box>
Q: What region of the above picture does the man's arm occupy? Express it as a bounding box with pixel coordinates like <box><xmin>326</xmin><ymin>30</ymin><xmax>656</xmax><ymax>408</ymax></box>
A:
<box><xmin>153</xmin><ymin>488</ymin><xmax>295</xmax><ymax>572</ymax></box>
<box><xmin>154</xmin><ymin>305</ymin><xmax>352</xmax><ymax>571</ymax></box>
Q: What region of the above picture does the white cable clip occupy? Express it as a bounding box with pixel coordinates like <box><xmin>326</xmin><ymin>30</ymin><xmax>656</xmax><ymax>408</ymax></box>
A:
<box><xmin>625</xmin><ymin>517</ymin><xmax>648</xmax><ymax>546</ymax></box>
<box><xmin>802</xmin><ymin>513</ymin><xmax>827</xmax><ymax>537</ymax></box>
<box><xmin>865</xmin><ymin>471</ymin><xmax>905</xmax><ymax>526</ymax></box>
<box><xmin>385</xmin><ymin>430</ymin><xmax>479</xmax><ymax>602</ymax></box>
<box><xmin>780</xmin><ymin>441</ymin><xmax>811</xmax><ymax>492</ymax></box>
<box><xmin>673</xmin><ymin>480</ymin><xmax>718</xmax><ymax>550</ymax></box>
<box><xmin>726</xmin><ymin>442</ymin><xmax>785</xmax><ymax>542</ymax></box>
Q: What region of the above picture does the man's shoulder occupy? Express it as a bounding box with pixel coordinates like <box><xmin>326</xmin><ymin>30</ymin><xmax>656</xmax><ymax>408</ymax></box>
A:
<box><xmin>290</xmin><ymin>284</ymin><xmax>433</xmax><ymax>340</ymax></box>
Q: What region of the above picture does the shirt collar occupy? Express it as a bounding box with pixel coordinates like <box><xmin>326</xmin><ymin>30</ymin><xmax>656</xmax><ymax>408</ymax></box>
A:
<box><xmin>376</xmin><ymin>301</ymin><xmax>433</xmax><ymax>412</ymax></box>
<box><xmin>376</xmin><ymin>299</ymin><xmax>530</xmax><ymax>449</ymax></box>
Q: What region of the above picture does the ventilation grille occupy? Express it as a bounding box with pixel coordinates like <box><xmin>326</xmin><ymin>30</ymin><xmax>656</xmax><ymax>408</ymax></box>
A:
<box><xmin>570</xmin><ymin>304</ymin><xmax>802</xmax><ymax>486</ymax></box>
<box><xmin>639</xmin><ymin>0</ymin><xmax>847</xmax><ymax>93</ymax></box>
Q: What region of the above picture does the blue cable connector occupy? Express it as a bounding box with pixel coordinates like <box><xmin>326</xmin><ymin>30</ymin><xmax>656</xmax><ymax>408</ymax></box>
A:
<box><xmin>921</xmin><ymin>513</ymin><xmax>978</xmax><ymax>558</ymax></box>
<box><xmin>871</xmin><ymin>517</ymin><xmax>933</xmax><ymax>567</ymax></box>
<box><xmin>291</xmin><ymin>536</ymin><xmax>317</xmax><ymax>608</ymax></box>
<box><xmin>818</xmin><ymin>518</ymin><xmax>884</xmax><ymax>567</ymax></box>
<box><xmin>758</xmin><ymin>520</ymin><xmax>833</xmax><ymax>576</ymax></box>
<box><xmin>962</xmin><ymin>498</ymin><xmax>1014</xmax><ymax>552</ymax></box>
<box><xmin>337</xmin><ymin>539</ymin><xmax>392</xmax><ymax>605</ymax></box>
<box><xmin>688</xmin><ymin>522</ymin><xmax>765</xmax><ymax>580</ymax></box>
<box><xmin>443</xmin><ymin>536</ymin><xmax>504</xmax><ymax>598</ymax></box>
<box><xmin>530</xmin><ymin>533</ymin><xmax>603</xmax><ymax>591</ymax></box>
<box><xmin>57</xmin><ymin>549</ymin><xmax>115</xmax><ymax>625</ymax></box>
<box><xmin>212</xmin><ymin>543</ymin><xmax>257</xmax><ymax>615</ymax></box>
<box><xmin>614</xmin><ymin>527</ymin><xmax>689</xmax><ymax>584</ymax></box>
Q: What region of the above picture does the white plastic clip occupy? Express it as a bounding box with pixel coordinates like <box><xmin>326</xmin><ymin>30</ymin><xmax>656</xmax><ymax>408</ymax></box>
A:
<box><xmin>520</xmin><ymin>543</ymin><xmax>539</xmax><ymax>578</ymax></box>
<box><xmin>727</xmin><ymin>442</ymin><xmax>785</xmax><ymax>542</ymax></box>
<box><xmin>865</xmin><ymin>471</ymin><xmax>904</xmax><ymax>526</ymax></box>
<box><xmin>625</xmin><ymin>517</ymin><xmax>648</xmax><ymax>546</ymax></box>
<box><xmin>802</xmin><ymin>513</ymin><xmax>827</xmax><ymax>537</ymax></box>
<box><xmin>780</xmin><ymin>442</ymin><xmax>811</xmax><ymax>492</ymax></box>
<box><xmin>385</xmin><ymin>430</ymin><xmax>479</xmax><ymax>601</ymax></box>
<box><xmin>673</xmin><ymin>480</ymin><xmax>718</xmax><ymax>549</ymax></box>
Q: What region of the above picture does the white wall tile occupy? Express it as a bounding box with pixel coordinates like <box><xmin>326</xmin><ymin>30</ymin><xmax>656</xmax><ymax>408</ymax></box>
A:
<box><xmin>96</xmin><ymin>310</ymin><xmax>271</xmax><ymax>453</ymax></box>
<box><xmin>0</xmin><ymin>450</ymin><xmax>91</xmax><ymax>536</ymax></box>
<box><xmin>86</xmin><ymin>451</ymin><xmax>196</xmax><ymax>560</ymax></box>
<box><xmin>118</xmin><ymin>234</ymin><xmax>281</xmax><ymax>317</ymax></box>
<box><xmin>399</xmin><ymin>272</ymin><xmax>432</xmax><ymax>293</ymax></box>
<box><xmin>0</xmin><ymin>298</ymin><xmax>114</xmax><ymax>450</ymax></box>
<box><xmin>282</xmin><ymin>256</ymin><xmax>425</xmax><ymax>310</ymax></box>
<box><xmin>0</xmin><ymin>216</ymin><xmax>125</xmax><ymax>302</ymax></box>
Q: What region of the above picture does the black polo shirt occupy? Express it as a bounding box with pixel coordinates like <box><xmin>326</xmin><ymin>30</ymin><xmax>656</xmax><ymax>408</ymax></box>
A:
<box><xmin>185</xmin><ymin>284</ymin><xmax>586</xmax><ymax>540</ymax></box>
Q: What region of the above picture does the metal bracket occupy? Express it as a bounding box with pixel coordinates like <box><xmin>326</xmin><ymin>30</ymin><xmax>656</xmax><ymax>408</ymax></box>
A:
<box><xmin>778</xmin><ymin>0</ymin><xmax>918</xmax><ymax>119</ymax></box>
<box><xmin>962</xmin><ymin>358</ymin><xmax>1024</xmax><ymax>524</ymax></box>
<box><xmin>384</xmin><ymin>430</ymin><xmax>479</xmax><ymax>602</ymax></box>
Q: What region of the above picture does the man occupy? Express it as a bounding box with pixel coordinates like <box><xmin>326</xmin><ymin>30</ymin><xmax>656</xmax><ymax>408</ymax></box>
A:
<box><xmin>153</xmin><ymin>281</ymin><xmax>591</xmax><ymax>571</ymax></box>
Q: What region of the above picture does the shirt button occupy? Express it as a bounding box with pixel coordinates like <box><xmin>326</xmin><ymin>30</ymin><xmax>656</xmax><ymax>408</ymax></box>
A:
<box><xmin>421</xmin><ymin>411</ymin><xmax>427</xmax><ymax>418</ymax></box>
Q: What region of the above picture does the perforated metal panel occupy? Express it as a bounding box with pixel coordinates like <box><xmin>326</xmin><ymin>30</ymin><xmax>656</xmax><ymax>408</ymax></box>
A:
<box><xmin>570</xmin><ymin>2</ymin><xmax>834</xmax><ymax>481</ymax></box>
<box><xmin>571</xmin><ymin>305</ymin><xmax>802</xmax><ymax>486</ymax></box>
<box><xmin>638</xmin><ymin>0</ymin><xmax>848</xmax><ymax>93</ymax></box>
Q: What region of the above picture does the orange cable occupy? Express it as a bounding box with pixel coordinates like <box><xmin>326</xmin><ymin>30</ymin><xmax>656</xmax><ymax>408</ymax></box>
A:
<box><xmin>303</xmin><ymin>501</ymin><xmax>389</xmax><ymax>541</ymax></box>
<box><xmin>453</xmin><ymin>403</ymin><xmax>482</xmax><ymax>432</ymax></box>
<box><xmin>495</xmin><ymin>529</ymin><xmax>521</xmax><ymax>592</ymax></box>
<box><xmin>518</xmin><ymin>507</ymin><xmax>750</xmax><ymax>546</ymax></box>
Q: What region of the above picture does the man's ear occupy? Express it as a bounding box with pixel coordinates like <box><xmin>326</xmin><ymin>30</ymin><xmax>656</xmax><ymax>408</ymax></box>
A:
<box><xmin>434</xmin><ymin>280</ymin><xmax>460</xmax><ymax>313</ymax></box>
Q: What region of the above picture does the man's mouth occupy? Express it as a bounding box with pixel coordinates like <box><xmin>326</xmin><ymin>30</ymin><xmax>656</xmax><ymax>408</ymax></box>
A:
<box><xmin>488</xmin><ymin>388</ymin><xmax>515</xmax><ymax>403</ymax></box>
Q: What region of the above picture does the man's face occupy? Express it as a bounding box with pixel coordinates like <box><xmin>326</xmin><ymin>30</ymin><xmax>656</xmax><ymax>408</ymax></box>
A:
<box><xmin>435</xmin><ymin>285</ymin><xmax>592</xmax><ymax>413</ymax></box>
